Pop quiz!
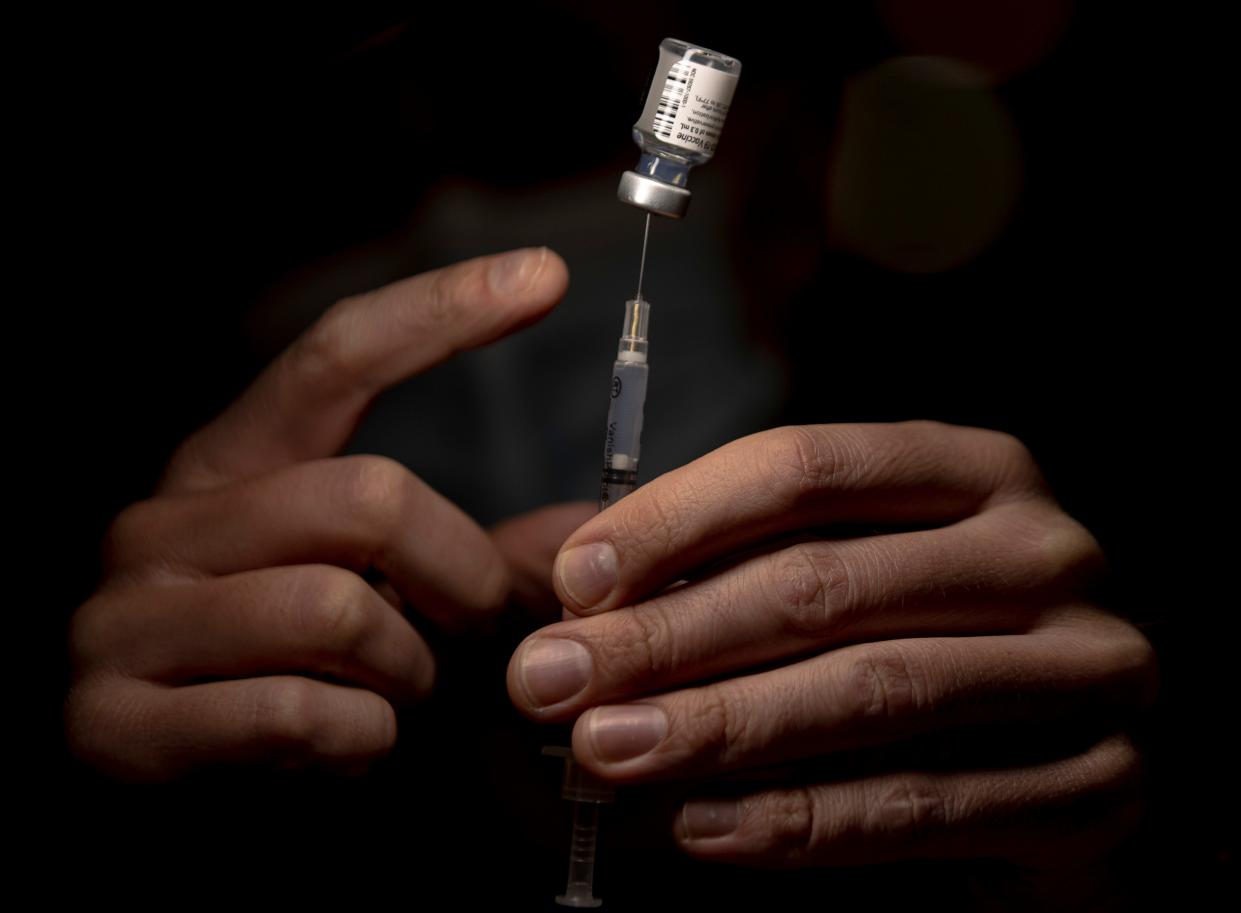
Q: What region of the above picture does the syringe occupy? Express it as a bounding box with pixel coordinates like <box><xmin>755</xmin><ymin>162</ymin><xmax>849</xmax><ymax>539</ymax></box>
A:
<box><xmin>548</xmin><ymin>36</ymin><xmax>741</xmax><ymax>909</ymax></box>
<box><xmin>598</xmin><ymin>292</ymin><xmax>650</xmax><ymax>510</ymax></box>
<box><xmin>598</xmin><ymin>217</ymin><xmax>652</xmax><ymax>511</ymax></box>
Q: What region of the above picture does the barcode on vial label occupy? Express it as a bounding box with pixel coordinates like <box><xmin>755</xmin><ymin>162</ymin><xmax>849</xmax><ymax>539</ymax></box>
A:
<box><xmin>654</xmin><ymin>61</ymin><xmax>693</xmax><ymax>139</ymax></box>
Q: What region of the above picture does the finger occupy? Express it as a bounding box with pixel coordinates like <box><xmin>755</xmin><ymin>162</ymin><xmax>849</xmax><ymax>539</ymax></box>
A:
<box><xmin>160</xmin><ymin>247</ymin><xmax>569</xmax><ymax>495</ymax></box>
<box><xmin>65</xmin><ymin>675</ymin><xmax>398</xmax><ymax>782</ymax></box>
<box><xmin>565</xmin><ymin>614</ymin><xmax>1155</xmax><ymax>782</ymax></box>
<box><xmin>107</xmin><ymin>454</ymin><xmax>510</xmax><ymax>627</ymax></box>
<box><xmin>672</xmin><ymin>733</ymin><xmax>1144</xmax><ymax>867</ymax></box>
<box><xmin>551</xmin><ymin>422</ymin><xmax>1048</xmax><ymax>614</ymax></box>
<box><xmin>75</xmin><ymin>565</ymin><xmax>435</xmax><ymax>704</ymax></box>
<box><xmin>507</xmin><ymin>502</ymin><xmax>1103</xmax><ymax>718</ymax></box>
<box><xmin>372</xmin><ymin>578</ymin><xmax>402</xmax><ymax>610</ymax></box>
<box><xmin>491</xmin><ymin>501</ymin><xmax>597</xmax><ymax>618</ymax></box>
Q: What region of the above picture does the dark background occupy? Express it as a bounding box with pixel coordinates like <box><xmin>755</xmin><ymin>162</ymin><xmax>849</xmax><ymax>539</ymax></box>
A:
<box><xmin>31</xmin><ymin>1</ymin><xmax>1230</xmax><ymax>907</ymax></box>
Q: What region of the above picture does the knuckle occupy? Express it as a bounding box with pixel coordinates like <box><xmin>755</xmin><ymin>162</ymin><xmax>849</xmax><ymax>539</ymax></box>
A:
<box><xmin>1070</xmin><ymin>734</ymin><xmax>1146</xmax><ymax>806</ymax></box>
<box><xmin>902</xmin><ymin>418</ymin><xmax>953</xmax><ymax>435</ymax></box>
<box><xmin>419</xmin><ymin>267</ymin><xmax>462</xmax><ymax>327</ymax></box>
<box><xmin>611</xmin><ymin>604</ymin><xmax>677</xmax><ymax>679</ymax></box>
<box><xmin>1000</xmin><ymin>507</ymin><xmax>1107</xmax><ymax>590</ymax></box>
<box><xmin>894</xmin><ymin>418</ymin><xmax>960</xmax><ymax>460</ymax></box>
<box><xmin>862</xmin><ymin>775</ymin><xmax>950</xmax><ymax>845</ymax></box>
<box><xmin>392</xmin><ymin>264</ymin><xmax>485</xmax><ymax>339</ymax></box>
<box><xmin>1098</xmin><ymin>734</ymin><xmax>1144</xmax><ymax>785</ymax></box>
<box><xmin>756</xmin><ymin>786</ymin><xmax>820</xmax><ymax>863</ymax></box>
<box><xmin>612</xmin><ymin>484</ymin><xmax>688</xmax><ymax>561</ymax></box>
<box><xmin>250</xmin><ymin>678</ymin><xmax>323</xmax><ymax>749</ymax></box>
<box><xmin>295</xmin><ymin>566</ymin><xmax>372</xmax><ymax>655</ymax></box>
<box><xmin>1060</xmin><ymin>609</ymin><xmax>1161</xmax><ymax>710</ymax></box>
<box><xmin>769</xmin><ymin>542</ymin><xmax>851</xmax><ymax>640</ymax></box>
<box><xmin>1035</xmin><ymin>516</ymin><xmax>1106</xmax><ymax>583</ymax></box>
<box><xmin>872</xmin><ymin>419</ymin><xmax>950</xmax><ymax>472</ymax></box>
<box><xmin>896</xmin><ymin>421</ymin><xmax>1043</xmax><ymax>494</ymax></box>
<box><xmin>1048</xmin><ymin>734</ymin><xmax>1148</xmax><ymax>857</ymax></box>
<box><xmin>977</xmin><ymin>427</ymin><xmax>1044</xmax><ymax>492</ymax></box>
<box><xmin>985</xmin><ymin>426</ymin><xmax>1035</xmax><ymax>465</ymax></box>
<box><xmin>692</xmin><ymin>686</ymin><xmax>753</xmax><ymax>767</ymax></box>
<box><xmin>336</xmin><ymin>454</ymin><xmax>417</xmax><ymax>541</ymax></box>
<box><xmin>1101</xmin><ymin>624</ymin><xmax>1160</xmax><ymax>708</ymax></box>
<box><xmin>762</xmin><ymin>426</ymin><xmax>852</xmax><ymax>505</ymax></box>
<box><xmin>843</xmin><ymin>644</ymin><xmax>926</xmax><ymax>726</ymax></box>
<box><xmin>1096</xmin><ymin>734</ymin><xmax>1146</xmax><ymax>797</ymax></box>
<box><xmin>293</xmin><ymin>304</ymin><xmax>361</xmax><ymax>390</ymax></box>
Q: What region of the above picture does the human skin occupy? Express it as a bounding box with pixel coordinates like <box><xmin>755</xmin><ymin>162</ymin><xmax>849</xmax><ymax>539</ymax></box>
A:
<box><xmin>506</xmin><ymin>421</ymin><xmax>1158</xmax><ymax>874</ymax></box>
<box><xmin>64</xmin><ymin>242</ymin><xmax>1157</xmax><ymax>892</ymax></box>
<box><xmin>64</xmin><ymin>247</ymin><xmax>573</xmax><ymax>779</ymax></box>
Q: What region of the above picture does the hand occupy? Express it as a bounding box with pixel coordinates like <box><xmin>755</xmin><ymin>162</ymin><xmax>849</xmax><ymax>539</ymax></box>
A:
<box><xmin>507</xmin><ymin>422</ymin><xmax>1156</xmax><ymax>872</ymax></box>
<box><xmin>66</xmin><ymin>247</ymin><xmax>569</xmax><ymax>781</ymax></box>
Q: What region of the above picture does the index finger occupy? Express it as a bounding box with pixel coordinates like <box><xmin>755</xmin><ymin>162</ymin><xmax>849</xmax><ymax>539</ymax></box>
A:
<box><xmin>159</xmin><ymin>247</ymin><xmax>568</xmax><ymax>495</ymax></box>
<box><xmin>552</xmin><ymin>422</ymin><xmax>1048</xmax><ymax>615</ymax></box>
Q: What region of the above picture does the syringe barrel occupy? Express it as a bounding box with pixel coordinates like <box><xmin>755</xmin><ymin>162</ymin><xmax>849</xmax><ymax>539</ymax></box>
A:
<box><xmin>599</xmin><ymin>356</ymin><xmax>648</xmax><ymax>509</ymax></box>
<box><xmin>599</xmin><ymin>298</ymin><xmax>650</xmax><ymax>510</ymax></box>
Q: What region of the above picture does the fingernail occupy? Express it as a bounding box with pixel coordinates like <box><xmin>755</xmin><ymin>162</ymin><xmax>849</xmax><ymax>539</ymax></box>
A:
<box><xmin>587</xmin><ymin>705</ymin><xmax>668</xmax><ymax>763</ymax></box>
<box><xmin>680</xmin><ymin>800</ymin><xmax>740</xmax><ymax>840</ymax></box>
<box><xmin>557</xmin><ymin>542</ymin><xmax>618</xmax><ymax>610</ymax></box>
<box><xmin>518</xmin><ymin>638</ymin><xmax>592</xmax><ymax>708</ymax></box>
<box><xmin>489</xmin><ymin>247</ymin><xmax>547</xmax><ymax>296</ymax></box>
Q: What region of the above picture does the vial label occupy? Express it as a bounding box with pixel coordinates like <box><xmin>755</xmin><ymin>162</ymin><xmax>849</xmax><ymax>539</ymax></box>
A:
<box><xmin>637</xmin><ymin>47</ymin><xmax>737</xmax><ymax>156</ymax></box>
<box><xmin>652</xmin><ymin>60</ymin><xmax>694</xmax><ymax>139</ymax></box>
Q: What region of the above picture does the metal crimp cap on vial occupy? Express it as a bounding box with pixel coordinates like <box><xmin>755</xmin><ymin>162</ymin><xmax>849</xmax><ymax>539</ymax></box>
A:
<box><xmin>618</xmin><ymin>171</ymin><xmax>691</xmax><ymax>219</ymax></box>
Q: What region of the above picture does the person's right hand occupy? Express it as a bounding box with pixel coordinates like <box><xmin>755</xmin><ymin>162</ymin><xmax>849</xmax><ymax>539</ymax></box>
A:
<box><xmin>65</xmin><ymin>247</ymin><xmax>568</xmax><ymax>781</ymax></box>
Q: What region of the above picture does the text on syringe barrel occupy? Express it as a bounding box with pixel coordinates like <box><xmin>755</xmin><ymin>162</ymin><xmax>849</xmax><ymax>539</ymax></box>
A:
<box><xmin>600</xmin><ymin>358</ymin><xmax>648</xmax><ymax>507</ymax></box>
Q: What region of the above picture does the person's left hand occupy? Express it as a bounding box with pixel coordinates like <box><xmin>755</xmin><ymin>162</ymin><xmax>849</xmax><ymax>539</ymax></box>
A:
<box><xmin>505</xmin><ymin>422</ymin><xmax>1156</xmax><ymax>872</ymax></box>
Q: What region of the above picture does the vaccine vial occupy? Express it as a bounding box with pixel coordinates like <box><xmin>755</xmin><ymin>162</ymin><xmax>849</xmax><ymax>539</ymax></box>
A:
<box><xmin>618</xmin><ymin>38</ymin><xmax>741</xmax><ymax>219</ymax></box>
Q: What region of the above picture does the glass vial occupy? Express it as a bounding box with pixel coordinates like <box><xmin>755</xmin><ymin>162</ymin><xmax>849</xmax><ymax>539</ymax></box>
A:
<box><xmin>617</xmin><ymin>38</ymin><xmax>741</xmax><ymax>219</ymax></box>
